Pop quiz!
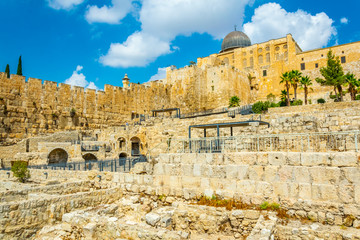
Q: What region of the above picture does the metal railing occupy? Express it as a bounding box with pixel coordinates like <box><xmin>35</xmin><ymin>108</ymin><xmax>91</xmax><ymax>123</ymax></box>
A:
<box><xmin>81</xmin><ymin>145</ymin><xmax>100</xmax><ymax>151</ymax></box>
<box><xmin>228</xmin><ymin>105</ymin><xmax>253</xmax><ymax>117</ymax></box>
<box><xmin>179</xmin><ymin>107</ymin><xmax>228</xmax><ymax>119</ymax></box>
<box><xmin>12</xmin><ymin>157</ymin><xmax>148</xmax><ymax>173</ymax></box>
<box><xmin>167</xmin><ymin>131</ymin><xmax>360</xmax><ymax>153</ymax></box>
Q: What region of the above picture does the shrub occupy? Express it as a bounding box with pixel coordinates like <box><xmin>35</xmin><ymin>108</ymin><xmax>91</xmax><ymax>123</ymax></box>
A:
<box><xmin>229</xmin><ymin>96</ymin><xmax>240</xmax><ymax>107</ymax></box>
<box><xmin>317</xmin><ymin>98</ymin><xmax>326</xmax><ymax>104</ymax></box>
<box><xmin>266</xmin><ymin>93</ymin><xmax>276</xmax><ymax>102</ymax></box>
<box><xmin>252</xmin><ymin>101</ymin><xmax>266</xmax><ymax>114</ymax></box>
<box><xmin>11</xmin><ymin>161</ymin><xmax>30</xmax><ymax>183</ymax></box>
<box><xmin>70</xmin><ymin>108</ymin><xmax>76</xmax><ymax>117</ymax></box>
<box><xmin>260</xmin><ymin>201</ymin><xmax>269</xmax><ymax>210</ymax></box>
<box><xmin>356</xmin><ymin>95</ymin><xmax>360</xmax><ymax>100</ymax></box>
<box><xmin>291</xmin><ymin>99</ymin><xmax>303</xmax><ymax>106</ymax></box>
<box><xmin>269</xmin><ymin>202</ymin><xmax>280</xmax><ymax>210</ymax></box>
<box><xmin>308</xmin><ymin>99</ymin><xmax>312</xmax><ymax>104</ymax></box>
<box><xmin>329</xmin><ymin>94</ymin><xmax>337</xmax><ymax>99</ymax></box>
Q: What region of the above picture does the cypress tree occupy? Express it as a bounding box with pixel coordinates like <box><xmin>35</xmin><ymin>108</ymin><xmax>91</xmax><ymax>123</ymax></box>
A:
<box><xmin>17</xmin><ymin>56</ymin><xmax>22</xmax><ymax>76</ymax></box>
<box><xmin>5</xmin><ymin>64</ymin><xmax>10</xmax><ymax>78</ymax></box>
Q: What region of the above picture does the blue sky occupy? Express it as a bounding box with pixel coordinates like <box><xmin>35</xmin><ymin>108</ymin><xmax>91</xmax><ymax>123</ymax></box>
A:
<box><xmin>0</xmin><ymin>0</ymin><xmax>359</xmax><ymax>90</ymax></box>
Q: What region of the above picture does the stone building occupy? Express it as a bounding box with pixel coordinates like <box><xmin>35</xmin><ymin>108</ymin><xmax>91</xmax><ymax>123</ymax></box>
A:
<box><xmin>0</xmin><ymin>31</ymin><xmax>359</xmax><ymax>142</ymax></box>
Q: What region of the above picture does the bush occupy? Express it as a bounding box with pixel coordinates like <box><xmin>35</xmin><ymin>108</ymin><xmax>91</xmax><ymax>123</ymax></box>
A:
<box><xmin>11</xmin><ymin>161</ymin><xmax>30</xmax><ymax>183</ymax></box>
<box><xmin>330</xmin><ymin>94</ymin><xmax>337</xmax><ymax>99</ymax></box>
<box><xmin>260</xmin><ymin>201</ymin><xmax>269</xmax><ymax>210</ymax></box>
<box><xmin>266</xmin><ymin>93</ymin><xmax>276</xmax><ymax>102</ymax></box>
<box><xmin>70</xmin><ymin>108</ymin><xmax>76</xmax><ymax>117</ymax></box>
<box><xmin>308</xmin><ymin>99</ymin><xmax>312</xmax><ymax>104</ymax></box>
<box><xmin>317</xmin><ymin>98</ymin><xmax>326</xmax><ymax>104</ymax></box>
<box><xmin>356</xmin><ymin>95</ymin><xmax>360</xmax><ymax>100</ymax></box>
<box><xmin>229</xmin><ymin>96</ymin><xmax>240</xmax><ymax>107</ymax></box>
<box><xmin>291</xmin><ymin>99</ymin><xmax>303</xmax><ymax>106</ymax></box>
<box><xmin>252</xmin><ymin>101</ymin><xmax>269</xmax><ymax>114</ymax></box>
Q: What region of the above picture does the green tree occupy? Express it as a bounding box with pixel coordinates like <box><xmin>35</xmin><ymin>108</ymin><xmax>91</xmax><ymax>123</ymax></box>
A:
<box><xmin>290</xmin><ymin>70</ymin><xmax>302</xmax><ymax>100</ymax></box>
<box><xmin>316</xmin><ymin>50</ymin><xmax>345</xmax><ymax>101</ymax></box>
<box><xmin>300</xmin><ymin>75</ymin><xmax>313</xmax><ymax>105</ymax></box>
<box><xmin>11</xmin><ymin>161</ymin><xmax>30</xmax><ymax>183</ymax></box>
<box><xmin>5</xmin><ymin>64</ymin><xmax>10</xmax><ymax>78</ymax></box>
<box><xmin>229</xmin><ymin>96</ymin><xmax>240</xmax><ymax>107</ymax></box>
<box><xmin>17</xmin><ymin>56</ymin><xmax>22</xmax><ymax>76</ymax></box>
<box><xmin>344</xmin><ymin>73</ymin><xmax>360</xmax><ymax>101</ymax></box>
<box><xmin>280</xmin><ymin>72</ymin><xmax>291</xmax><ymax>106</ymax></box>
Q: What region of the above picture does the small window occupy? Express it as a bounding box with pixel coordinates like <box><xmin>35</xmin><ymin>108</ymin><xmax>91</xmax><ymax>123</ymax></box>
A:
<box><xmin>301</xmin><ymin>63</ymin><xmax>305</xmax><ymax>70</ymax></box>
<box><xmin>211</xmin><ymin>86</ymin><xmax>214</xmax><ymax>91</ymax></box>
<box><xmin>283</xmin><ymin>44</ymin><xmax>288</xmax><ymax>49</ymax></box>
<box><xmin>341</xmin><ymin>56</ymin><xmax>346</xmax><ymax>63</ymax></box>
<box><xmin>315</xmin><ymin>63</ymin><xmax>319</xmax><ymax>68</ymax></box>
<box><xmin>258</xmin><ymin>48</ymin><xmax>263</xmax><ymax>53</ymax></box>
<box><xmin>275</xmin><ymin>46</ymin><xmax>280</xmax><ymax>51</ymax></box>
<box><xmin>263</xmin><ymin>70</ymin><xmax>267</xmax><ymax>77</ymax></box>
<box><xmin>342</xmin><ymin>51</ymin><xmax>344</xmax><ymax>54</ymax></box>
<box><xmin>321</xmin><ymin>54</ymin><xmax>324</xmax><ymax>57</ymax></box>
<box><xmin>265</xmin><ymin>46</ymin><xmax>270</xmax><ymax>51</ymax></box>
<box><xmin>301</xmin><ymin>58</ymin><xmax>304</xmax><ymax>61</ymax></box>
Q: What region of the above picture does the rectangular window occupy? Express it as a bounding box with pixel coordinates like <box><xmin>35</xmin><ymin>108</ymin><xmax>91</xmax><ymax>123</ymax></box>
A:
<box><xmin>301</xmin><ymin>63</ymin><xmax>305</xmax><ymax>70</ymax></box>
<box><xmin>315</xmin><ymin>63</ymin><xmax>319</xmax><ymax>68</ymax></box>
<box><xmin>341</xmin><ymin>56</ymin><xmax>346</xmax><ymax>63</ymax></box>
<box><xmin>263</xmin><ymin>70</ymin><xmax>267</xmax><ymax>77</ymax></box>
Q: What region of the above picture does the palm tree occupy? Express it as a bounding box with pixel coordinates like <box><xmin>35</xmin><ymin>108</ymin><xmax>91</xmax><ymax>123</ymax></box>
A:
<box><xmin>345</xmin><ymin>73</ymin><xmax>360</xmax><ymax>101</ymax></box>
<box><xmin>280</xmin><ymin>72</ymin><xmax>291</xmax><ymax>106</ymax></box>
<box><xmin>300</xmin><ymin>76</ymin><xmax>313</xmax><ymax>105</ymax></box>
<box><xmin>290</xmin><ymin>70</ymin><xmax>302</xmax><ymax>101</ymax></box>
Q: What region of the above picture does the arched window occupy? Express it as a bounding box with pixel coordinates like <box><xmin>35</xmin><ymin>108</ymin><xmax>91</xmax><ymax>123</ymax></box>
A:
<box><xmin>266</xmin><ymin>53</ymin><xmax>270</xmax><ymax>63</ymax></box>
<box><xmin>258</xmin><ymin>55</ymin><xmax>263</xmax><ymax>64</ymax></box>
<box><xmin>250</xmin><ymin>57</ymin><xmax>254</xmax><ymax>67</ymax></box>
<box><xmin>243</xmin><ymin>59</ymin><xmax>247</xmax><ymax>68</ymax></box>
<box><xmin>118</xmin><ymin>137</ymin><xmax>126</xmax><ymax>150</ymax></box>
<box><xmin>119</xmin><ymin>152</ymin><xmax>127</xmax><ymax>159</ymax></box>
<box><xmin>48</xmin><ymin>148</ymin><xmax>68</xmax><ymax>165</ymax></box>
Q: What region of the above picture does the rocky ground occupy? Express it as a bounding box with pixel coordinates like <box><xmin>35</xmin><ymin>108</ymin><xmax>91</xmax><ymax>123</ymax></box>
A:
<box><xmin>33</xmin><ymin>194</ymin><xmax>360</xmax><ymax>240</ymax></box>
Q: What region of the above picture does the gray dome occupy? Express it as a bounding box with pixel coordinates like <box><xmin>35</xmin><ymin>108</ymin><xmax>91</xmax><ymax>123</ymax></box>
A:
<box><xmin>221</xmin><ymin>31</ymin><xmax>251</xmax><ymax>52</ymax></box>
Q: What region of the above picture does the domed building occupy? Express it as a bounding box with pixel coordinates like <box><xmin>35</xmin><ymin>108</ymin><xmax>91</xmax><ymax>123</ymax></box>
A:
<box><xmin>220</xmin><ymin>31</ymin><xmax>251</xmax><ymax>53</ymax></box>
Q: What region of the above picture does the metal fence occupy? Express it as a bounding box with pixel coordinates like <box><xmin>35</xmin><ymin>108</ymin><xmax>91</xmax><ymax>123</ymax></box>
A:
<box><xmin>6</xmin><ymin>157</ymin><xmax>147</xmax><ymax>173</ymax></box>
<box><xmin>167</xmin><ymin>131</ymin><xmax>360</xmax><ymax>153</ymax></box>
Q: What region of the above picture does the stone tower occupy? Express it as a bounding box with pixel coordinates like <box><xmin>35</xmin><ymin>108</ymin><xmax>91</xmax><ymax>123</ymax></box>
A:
<box><xmin>122</xmin><ymin>74</ymin><xmax>130</xmax><ymax>89</ymax></box>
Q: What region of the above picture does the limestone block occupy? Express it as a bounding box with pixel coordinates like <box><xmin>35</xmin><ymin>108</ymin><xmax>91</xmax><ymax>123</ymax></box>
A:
<box><xmin>268</xmin><ymin>152</ymin><xmax>286</xmax><ymax>165</ymax></box>
<box><xmin>145</xmin><ymin>212</ymin><xmax>161</xmax><ymax>226</ymax></box>
<box><xmin>153</xmin><ymin>163</ymin><xmax>164</xmax><ymax>175</ymax></box>
<box><xmin>298</xmin><ymin>183</ymin><xmax>312</xmax><ymax>200</ymax></box>
<box><xmin>238</xmin><ymin>166</ymin><xmax>249</xmax><ymax>180</ymax></box>
<box><xmin>342</xmin><ymin>167</ymin><xmax>360</xmax><ymax>184</ymax></box>
<box><xmin>309</xmin><ymin>167</ymin><xmax>340</xmax><ymax>185</ymax></box>
<box><xmin>200</xmin><ymin>178</ymin><xmax>210</xmax><ymax>189</ymax></box>
<box><xmin>301</xmin><ymin>153</ymin><xmax>329</xmax><ymax>166</ymax></box>
<box><xmin>182</xmin><ymin>176</ymin><xmax>200</xmax><ymax>188</ymax></box>
<box><xmin>288</xmin><ymin>183</ymin><xmax>299</xmax><ymax>198</ymax></box>
<box><xmin>237</xmin><ymin>180</ymin><xmax>256</xmax><ymax>194</ymax></box>
<box><xmin>256</xmin><ymin>153</ymin><xmax>268</xmax><ymax>165</ymax></box>
<box><xmin>338</xmin><ymin>185</ymin><xmax>354</xmax><ymax>204</ymax></box>
<box><xmin>158</xmin><ymin>154</ymin><xmax>170</xmax><ymax>164</ymax></box>
<box><xmin>193</xmin><ymin>164</ymin><xmax>202</xmax><ymax>177</ymax></box>
<box><xmin>233</xmin><ymin>152</ymin><xmax>256</xmax><ymax>165</ymax></box>
<box><xmin>248</xmin><ymin>166</ymin><xmax>264</xmax><ymax>181</ymax></box>
<box><xmin>273</xmin><ymin>182</ymin><xmax>289</xmax><ymax>198</ymax></box>
<box><xmin>164</xmin><ymin>164</ymin><xmax>175</xmax><ymax>175</ymax></box>
<box><xmin>256</xmin><ymin>181</ymin><xmax>272</xmax><ymax>196</ymax></box>
<box><xmin>264</xmin><ymin>166</ymin><xmax>279</xmax><ymax>182</ymax></box>
<box><xmin>244</xmin><ymin>210</ymin><xmax>260</xmax><ymax>220</ymax></box>
<box><xmin>316</xmin><ymin>184</ymin><xmax>338</xmax><ymax>201</ymax></box>
<box><xmin>287</xmin><ymin>152</ymin><xmax>301</xmax><ymax>166</ymax></box>
<box><xmin>181</xmin><ymin>164</ymin><xmax>193</xmax><ymax>177</ymax></box>
<box><xmin>293</xmin><ymin>167</ymin><xmax>310</xmax><ymax>183</ymax></box>
<box><xmin>277</xmin><ymin>166</ymin><xmax>293</xmax><ymax>182</ymax></box>
<box><xmin>355</xmin><ymin>185</ymin><xmax>360</xmax><ymax>204</ymax></box>
<box><xmin>225</xmin><ymin>165</ymin><xmax>239</xmax><ymax>179</ymax></box>
<box><xmin>331</xmin><ymin>152</ymin><xmax>357</xmax><ymax>167</ymax></box>
<box><xmin>212</xmin><ymin>165</ymin><xmax>226</xmax><ymax>178</ymax></box>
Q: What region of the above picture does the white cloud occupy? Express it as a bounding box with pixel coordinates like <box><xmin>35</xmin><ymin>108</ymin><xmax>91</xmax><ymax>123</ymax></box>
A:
<box><xmin>85</xmin><ymin>0</ymin><xmax>133</xmax><ymax>24</ymax></box>
<box><xmin>99</xmin><ymin>32</ymin><xmax>172</xmax><ymax>67</ymax></box>
<box><xmin>340</xmin><ymin>17</ymin><xmax>349</xmax><ymax>24</ymax></box>
<box><xmin>100</xmin><ymin>0</ymin><xmax>253</xmax><ymax>67</ymax></box>
<box><xmin>243</xmin><ymin>3</ymin><xmax>337</xmax><ymax>51</ymax></box>
<box><xmin>47</xmin><ymin>0</ymin><xmax>84</xmax><ymax>10</ymax></box>
<box><xmin>149</xmin><ymin>67</ymin><xmax>167</xmax><ymax>82</ymax></box>
<box><xmin>64</xmin><ymin>65</ymin><xmax>99</xmax><ymax>90</ymax></box>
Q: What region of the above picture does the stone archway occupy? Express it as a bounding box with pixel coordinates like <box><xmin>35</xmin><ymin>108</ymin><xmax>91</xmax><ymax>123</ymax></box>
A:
<box><xmin>130</xmin><ymin>137</ymin><xmax>141</xmax><ymax>156</ymax></box>
<box><xmin>48</xmin><ymin>148</ymin><xmax>68</xmax><ymax>165</ymax></box>
<box><xmin>83</xmin><ymin>153</ymin><xmax>97</xmax><ymax>162</ymax></box>
<box><xmin>118</xmin><ymin>137</ymin><xmax>126</xmax><ymax>151</ymax></box>
<box><xmin>119</xmin><ymin>152</ymin><xmax>127</xmax><ymax>159</ymax></box>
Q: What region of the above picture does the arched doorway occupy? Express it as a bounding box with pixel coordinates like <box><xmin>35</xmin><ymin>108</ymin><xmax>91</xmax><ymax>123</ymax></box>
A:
<box><xmin>118</xmin><ymin>137</ymin><xmax>126</xmax><ymax>151</ymax></box>
<box><xmin>83</xmin><ymin>153</ymin><xmax>97</xmax><ymax>162</ymax></box>
<box><xmin>130</xmin><ymin>137</ymin><xmax>141</xmax><ymax>156</ymax></box>
<box><xmin>119</xmin><ymin>152</ymin><xmax>127</xmax><ymax>159</ymax></box>
<box><xmin>48</xmin><ymin>148</ymin><xmax>68</xmax><ymax>165</ymax></box>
